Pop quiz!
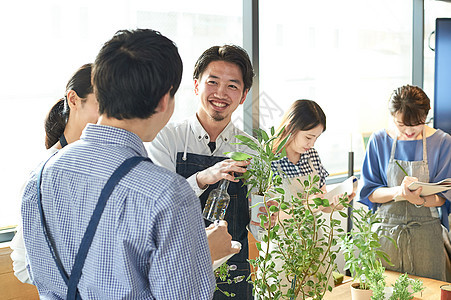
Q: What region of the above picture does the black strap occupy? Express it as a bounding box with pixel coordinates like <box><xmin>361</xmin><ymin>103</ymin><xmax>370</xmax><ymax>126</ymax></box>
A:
<box><xmin>59</xmin><ymin>134</ymin><xmax>68</xmax><ymax>148</ymax></box>
<box><xmin>37</xmin><ymin>155</ymin><xmax>151</xmax><ymax>299</ymax></box>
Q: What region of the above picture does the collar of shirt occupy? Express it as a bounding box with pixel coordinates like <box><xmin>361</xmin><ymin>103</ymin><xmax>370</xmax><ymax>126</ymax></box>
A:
<box><xmin>274</xmin><ymin>150</ymin><xmax>313</xmax><ymax>170</ymax></box>
<box><xmin>189</xmin><ymin>115</ymin><xmax>235</xmax><ymax>144</ymax></box>
<box><xmin>81</xmin><ymin>123</ymin><xmax>148</xmax><ymax>157</ymax></box>
<box><xmin>282</xmin><ymin>149</ymin><xmax>312</xmax><ymax>165</ymax></box>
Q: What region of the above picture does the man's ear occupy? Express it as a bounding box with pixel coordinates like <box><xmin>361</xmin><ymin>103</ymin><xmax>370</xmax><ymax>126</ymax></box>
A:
<box><xmin>66</xmin><ymin>90</ymin><xmax>80</xmax><ymax>110</ymax></box>
<box><xmin>239</xmin><ymin>89</ymin><xmax>249</xmax><ymax>105</ymax></box>
<box><xmin>194</xmin><ymin>79</ymin><xmax>199</xmax><ymax>95</ymax></box>
<box><xmin>155</xmin><ymin>91</ymin><xmax>171</xmax><ymax>113</ymax></box>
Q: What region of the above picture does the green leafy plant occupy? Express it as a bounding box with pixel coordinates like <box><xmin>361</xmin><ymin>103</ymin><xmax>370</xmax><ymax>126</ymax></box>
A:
<box><xmin>256</xmin><ymin>175</ymin><xmax>348</xmax><ymax>299</ymax></box>
<box><xmin>227</xmin><ymin>126</ymin><xmax>289</xmax><ymax>197</ymax></box>
<box><xmin>339</xmin><ymin>206</ymin><xmax>394</xmax><ymax>291</ymax></box>
<box><xmin>230</xmin><ymin>127</ymin><xmax>349</xmax><ymax>299</ymax></box>
<box><xmin>389</xmin><ymin>273</ymin><xmax>424</xmax><ymax>300</ymax></box>
<box><xmin>366</xmin><ymin>260</ymin><xmax>386</xmax><ymax>300</ymax></box>
<box><xmin>214</xmin><ymin>262</ymin><xmax>246</xmax><ymax>297</ymax></box>
<box><xmin>340</xmin><ymin>207</ymin><xmax>425</xmax><ymax>300</ymax></box>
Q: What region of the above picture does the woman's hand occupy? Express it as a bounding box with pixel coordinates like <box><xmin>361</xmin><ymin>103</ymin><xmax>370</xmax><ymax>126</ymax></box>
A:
<box><xmin>396</xmin><ymin>176</ymin><xmax>424</xmax><ymax>206</ymax></box>
<box><xmin>310</xmin><ymin>191</ymin><xmax>355</xmax><ymax>213</ymax></box>
<box><xmin>250</xmin><ymin>200</ymin><xmax>279</xmax><ymax>229</ymax></box>
<box><xmin>329</xmin><ymin>191</ymin><xmax>355</xmax><ymax>211</ymax></box>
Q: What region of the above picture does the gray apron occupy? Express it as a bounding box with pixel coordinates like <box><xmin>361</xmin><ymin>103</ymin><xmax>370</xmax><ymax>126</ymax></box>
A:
<box><xmin>375</xmin><ymin>128</ymin><xmax>451</xmax><ymax>282</ymax></box>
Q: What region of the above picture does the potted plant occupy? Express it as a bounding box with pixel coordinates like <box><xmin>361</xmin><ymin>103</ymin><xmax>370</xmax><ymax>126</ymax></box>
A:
<box><xmin>363</xmin><ymin>264</ymin><xmax>424</xmax><ymax>300</ymax></box>
<box><xmin>339</xmin><ymin>206</ymin><xmax>424</xmax><ymax>300</ymax></box>
<box><xmin>229</xmin><ymin>127</ymin><xmax>349</xmax><ymax>299</ymax></box>
<box><xmin>226</xmin><ymin>126</ymin><xmax>288</xmax><ymax>241</ymax></box>
<box><xmin>388</xmin><ymin>273</ymin><xmax>424</xmax><ymax>300</ymax></box>
<box><xmin>339</xmin><ymin>206</ymin><xmax>392</xmax><ymax>299</ymax></box>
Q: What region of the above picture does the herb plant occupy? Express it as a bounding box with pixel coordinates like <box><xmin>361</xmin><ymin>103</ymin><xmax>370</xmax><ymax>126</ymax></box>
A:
<box><xmin>339</xmin><ymin>206</ymin><xmax>394</xmax><ymax>291</ymax></box>
<box><xmin>389</xmin><ymin>273</ymin><xmax>424</xmax><ymax>300</ymax></box>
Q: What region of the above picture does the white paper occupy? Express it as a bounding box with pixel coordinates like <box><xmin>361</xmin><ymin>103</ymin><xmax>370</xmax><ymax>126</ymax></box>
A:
<box><xmin>322</xmin><ymin>176</ymin><xmax>358</xmax><ymax>201</ymax></box>
<box><xmin>395</xmin><ymin>178</ymin><xmax>451</xmax><ymax>201</ymax></box>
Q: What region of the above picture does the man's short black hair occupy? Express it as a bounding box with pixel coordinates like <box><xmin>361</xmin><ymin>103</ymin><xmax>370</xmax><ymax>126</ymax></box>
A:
<box><xmin>93</xmin><ymin>29</ymin><xmax>183</xmax><ymax>119</ymax></box>
<box><xmin>193</xmin><ymin>45</ymin><xmax>254</xmax><ymax>92</ymax></box>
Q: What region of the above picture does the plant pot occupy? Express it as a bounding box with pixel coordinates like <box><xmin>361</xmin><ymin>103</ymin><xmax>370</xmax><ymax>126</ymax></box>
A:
<box><xmin>250</xmin><ymin>193</ymin><xmax>265</xmax><ymax>224</ymax></box>
<box><xmin>383</xmin><ymin>286</ymin><xmax>393</xmax><ymax>299</ymax></box>
<box><xmin>248</xmin><ymin>193</ymin><xmax>266</xmax><ymax>241</ymax></box>
<box><xmin>350</xmin><ymin>283</ymin><xmax>373</xmax><ymax>300</ymax></box>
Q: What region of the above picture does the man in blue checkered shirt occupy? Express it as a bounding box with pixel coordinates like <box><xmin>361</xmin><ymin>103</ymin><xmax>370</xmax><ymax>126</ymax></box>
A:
<box><xmin>21</xmin><ymin>29</ymin><xmax>216</xmax><ymax>299</ymax></box>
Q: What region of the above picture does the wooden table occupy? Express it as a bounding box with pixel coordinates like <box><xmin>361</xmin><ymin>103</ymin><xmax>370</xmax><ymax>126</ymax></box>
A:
<box><xmin>324</xmin><ymin>270</ymin><xmax>449</xmax><ymax>299</ymax></box>
<box><xmin>0</xmin><ymin>246</ymin><xmax>39</xmax><ymax>300</ymax></box>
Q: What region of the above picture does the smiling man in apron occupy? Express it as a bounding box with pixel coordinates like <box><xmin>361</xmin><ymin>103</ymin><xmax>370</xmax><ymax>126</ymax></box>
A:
<box><xmin>360</xmin><ymin>85</ymin><xmax>451</xmax><ymax>282</ymax></box>
<box><xmin>147</xmin><ymin>45</ymin><xmax>255</xmax><ymax>299</ymax></box>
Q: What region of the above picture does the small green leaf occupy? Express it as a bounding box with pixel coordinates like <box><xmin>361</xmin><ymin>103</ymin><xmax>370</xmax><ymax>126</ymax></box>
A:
<box><xmin>260</xmin><ymin>129</ymin><xmax>269</xmax><ymax>142</ymax></box>
<box><xmin>313</xmin><ymin>197</ymin><xmax>323</xmax><ymax>206</ymax></box>
<box><xmin>225</xmin><ymin>151</ymin><xmax>252</xmax><ymax>161</ymax></box>
<box><xmin>274</xmin><ymin>187</ymin><xmax>285</xmax><ymax>194</ymax></box>
<box><xmin>269</xmin><ymin>205</ymin><xmax>279</xmax><ymax>213</ymax></box>
<box><xmin>256</xmin><ymin>242</ymin><xmax>262</xmax><ymax>251</ymax></box>
<box><xmin>339</xmin><ymin>211</ymin><xmax>347</xmax><ymax>218</ymax></box>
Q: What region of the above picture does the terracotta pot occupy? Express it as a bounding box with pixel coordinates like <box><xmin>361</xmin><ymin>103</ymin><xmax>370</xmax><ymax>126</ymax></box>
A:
<box><xmin>350</xmin><ymin>282</ymin><xmax>373</xmax><ymax>300</ymax></box>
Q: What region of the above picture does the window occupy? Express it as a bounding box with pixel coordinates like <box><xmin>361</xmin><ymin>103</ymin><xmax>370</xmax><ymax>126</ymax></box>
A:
<box><xmin>424</xmin><ymin>0</ymin><xmax>451</xmax><ymax>117</ymax></box>
<box><xmin>259</xmin><ymin>0</ymin><xmax>413</xmax><ymax>177</ymax></box>
<box><xmin>0</xmin><ymin>0</ymin><xmax>242</xmax><ymax>228</ymax></box>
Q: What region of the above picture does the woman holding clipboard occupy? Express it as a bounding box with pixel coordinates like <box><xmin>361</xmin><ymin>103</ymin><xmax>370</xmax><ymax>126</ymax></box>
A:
<box><xmin>254</xmin><ymin>100</ymin><xmax>355</xmax><ymax>296</ymax></box>
<box><xmin>359</xmin><ymin>85</ymin><xmax>451</xmax><ymax>282</ymax></box>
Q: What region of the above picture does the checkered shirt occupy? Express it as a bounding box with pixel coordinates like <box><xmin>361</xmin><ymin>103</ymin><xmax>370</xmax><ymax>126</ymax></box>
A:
<box><xmin>271</xmin><ymin>148</ymin><xmax>329</xmax><ymax>188</ymax></box>
<box><xmin>21</xmin><ymin>124</ymin><xmax>215</xmax><ymax>299</ymax></box>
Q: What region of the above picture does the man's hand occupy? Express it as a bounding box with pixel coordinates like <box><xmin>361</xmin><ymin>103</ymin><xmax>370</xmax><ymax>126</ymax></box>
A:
<box><xmin>196</xmin><ymin>159</ymin><xmax>250</xmax><ymax>188</ymax></box>
<box><xmin>205</xmin><ymin>220</ymin><xmax>240</xmax><ymax>262</ymax></box>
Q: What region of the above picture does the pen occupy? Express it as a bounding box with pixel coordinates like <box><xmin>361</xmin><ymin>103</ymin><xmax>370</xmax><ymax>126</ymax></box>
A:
<box><xmin>395</xmin><ymin>161</ymin><xmax>409</xmax><ymax>177</ymax></box>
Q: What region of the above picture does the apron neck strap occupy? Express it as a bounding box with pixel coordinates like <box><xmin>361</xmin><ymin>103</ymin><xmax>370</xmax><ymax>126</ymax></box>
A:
<box><xmin>390</xmin><ymin>127</ymin><xmax>428</xmax><ymax>163</ymax></box>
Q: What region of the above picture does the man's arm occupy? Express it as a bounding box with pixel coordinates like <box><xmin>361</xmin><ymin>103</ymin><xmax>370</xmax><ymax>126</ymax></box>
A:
<box><xmin>146</xmin><ymin>127</ymin><xmax>177</xmax><ymax>173</ymax></box>
<box><xmin>147</xmin><ymin>176</ymin><xmax>215</xmax><ymax>299</ymax></box>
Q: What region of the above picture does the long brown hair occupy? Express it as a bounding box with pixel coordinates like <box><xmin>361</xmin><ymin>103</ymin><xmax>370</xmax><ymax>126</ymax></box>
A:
<box><xmin>44</xmin><ymin>64</ymin><xmax>93</xmax><ymax>149</ymax></box>
<box><xmin>273</xmin><ymin>99</ymin><xmax>326</xmax><ymax>153</ymax></box>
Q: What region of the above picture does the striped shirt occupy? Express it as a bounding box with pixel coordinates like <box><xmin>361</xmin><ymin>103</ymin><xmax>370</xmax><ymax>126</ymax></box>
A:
<box><xmin>271</xmin><ymin>148</ymin><xmax>329</xmax><ymax>188</ymax></box>
<box><xmin>22</xmin><ymin>124</ymin><xmax>215</xmax><ymax>299</ymax></box>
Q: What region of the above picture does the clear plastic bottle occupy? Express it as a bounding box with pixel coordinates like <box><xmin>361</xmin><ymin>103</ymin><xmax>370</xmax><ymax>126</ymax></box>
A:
<box><xmin>203</xmin><ymin>179</ymin><xmax>230</xmax><ymax>222</ymax></box>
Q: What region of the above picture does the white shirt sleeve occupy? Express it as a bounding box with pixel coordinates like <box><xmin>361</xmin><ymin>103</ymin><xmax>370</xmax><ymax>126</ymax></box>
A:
<box><xmin>186</xmin><ymin>174</ymin><xmax>208</xmax><ymax>197</ymax></box>
<box><xmin>10</xmin><ymin>223</ymin><xmax>32</xmax><ymax>284</ymax></box>
<box><xmin>146</xmin><ymin>127</ymin><xmax>177</xmax><ymax>173</ymax></box>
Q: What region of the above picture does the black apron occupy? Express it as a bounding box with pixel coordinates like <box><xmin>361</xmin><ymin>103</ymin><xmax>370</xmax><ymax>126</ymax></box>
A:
<box><xmin>177</xmin><ymin>152</ymin><xmax>253</xmax><ymax>299</ymax></box>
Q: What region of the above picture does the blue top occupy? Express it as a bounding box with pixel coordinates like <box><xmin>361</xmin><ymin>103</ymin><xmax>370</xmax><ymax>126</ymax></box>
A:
<box><xmin>22</xmin><ymin>124</ymin><xmax>215</xmax><ymax>299</ymax></box>
<box><xmin>359</xmin><ymin>129</ymin><xmax>451</xmax><ymax>228</ymax></box>
<box><xmin>271</xmin><ymin>148</ymin><xmax>329</xmax><ymax>188</ymax></box>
